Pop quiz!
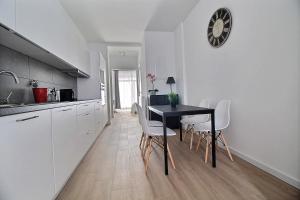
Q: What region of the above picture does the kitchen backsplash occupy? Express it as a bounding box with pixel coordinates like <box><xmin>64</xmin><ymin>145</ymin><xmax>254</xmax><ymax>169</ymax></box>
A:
<box><xmin>0</xmin><ymin>45</ymin><xmax>77</xmax><ymax>104</ymax></box>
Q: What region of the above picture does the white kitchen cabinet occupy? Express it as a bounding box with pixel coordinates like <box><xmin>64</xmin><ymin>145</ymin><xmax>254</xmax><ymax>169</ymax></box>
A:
<box><xmin>51</xmin><ymin>105</ymin><xmax>78</xmax><ymax>194</ymax></box>
<box><xmin>77</xmin><ymin>102</ymin><xmax>97</xmax><ymax>158</ymax></box>
<box><xmin>101</xmin><ymin>104</ymin><xmax>108</xmax><ymax>130</ymax></box>
<box><xmin>0</xmin><ymin>110</ymin><xmax>54</xmax><ymax>200</ymax></box>
<box><xmin>0</xmin><ymin>0</ymin><xmax>16</xmax><ymax>29</ymax></box>
<box><xmin>15</xmin><ymin>0</ymin><xmax>90</xmax><ymax>74</ymax></box>
<box><xmin>94</xmin><ymin>100</ymin><xmax>102</xmax><ymax>133</ymax></box>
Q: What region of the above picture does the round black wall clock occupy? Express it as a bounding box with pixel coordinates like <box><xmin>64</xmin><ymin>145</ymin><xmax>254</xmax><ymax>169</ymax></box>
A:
<box><xmin>207</xmin><ymin>8</ymin><xmax>232</xmax><ymax>48</ymax></box>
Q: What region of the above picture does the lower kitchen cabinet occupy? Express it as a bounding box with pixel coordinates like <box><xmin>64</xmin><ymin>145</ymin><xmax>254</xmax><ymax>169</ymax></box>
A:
<box><xmin>94</xmin><ymin>101</ymin><xmax>102</xmax><ymax>133</ymax></box>
<box><xmin>77</xmin><ymin>102</ymin><xmax>97</xmax><ymax>159</ymax></box>
<box><xmin>0</xmin><ymin>100</ymin><xmax>108</xmax><ymax>200</ymax></box>
<box><xmin>0</xmin><ymin>110</ymin><xmax>54</xmax><ymax>200</ymax></box>
<box><xmin>101</xmin><ymin>104</ymin><xmax>108</xmax><ymax>130</ymax></box>
<box><xmin>52</xmin><ymin>105</ymin><xmax>78</xmax><ymax>194</ymax></box>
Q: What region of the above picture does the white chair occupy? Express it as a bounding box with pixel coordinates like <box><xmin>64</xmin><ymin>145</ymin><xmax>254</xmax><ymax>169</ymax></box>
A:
<box><xmin>142</xmin><ymin>98</ymin><xmax>163</xmax><ymax>127</ymax></box>
<box><xmin>134</xmin><ymin>103</ymin><xmax>163</xmax><ymax>150</ymax></box>
<box><xmin>194</xmin><ymin>100</ymin><xmax>233</xmax><ymax>163</ymax></box>
<box><xmin>136</xmin><ymin>104</ymin><xmax>176</xmax><ymax>172</ymax></box>
<box><xmin>181</xmin><ymin>99</ymin><xmax>210</xmax><ymax>150</ymax></box>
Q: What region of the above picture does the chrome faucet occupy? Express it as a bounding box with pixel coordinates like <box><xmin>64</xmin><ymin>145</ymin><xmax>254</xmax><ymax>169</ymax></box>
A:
<box><xmin>0</xmin><ymin>70</ymin><xmax>20</xmax><ymax>104</ymax></box>
<box><xmin>0</xmin><ymin>70</ymin><xmax>20</xmax><ymax>84</ymax></box>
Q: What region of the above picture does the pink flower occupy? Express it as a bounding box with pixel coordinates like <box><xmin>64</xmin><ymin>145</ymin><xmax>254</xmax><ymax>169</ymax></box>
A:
<box><xmin>147</xmin><ymin>73</ymin><xmax>156</xmax><ymax>82</ymax></box>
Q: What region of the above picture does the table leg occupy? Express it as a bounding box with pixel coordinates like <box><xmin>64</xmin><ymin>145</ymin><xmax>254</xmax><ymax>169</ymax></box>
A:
<box><xmin>163</xmin><ymin>115</ymin><xmax>168</xmax><ymax>175</ymax></box>
<box><xmin>211</xmin><ymin>110</ymin><xmax>216</xmax><ymax>168</ymax></box>
<box><xmin>179</xmin><ymin>116</ymin><xmax>182</xmax><ymax>141</ymax></box>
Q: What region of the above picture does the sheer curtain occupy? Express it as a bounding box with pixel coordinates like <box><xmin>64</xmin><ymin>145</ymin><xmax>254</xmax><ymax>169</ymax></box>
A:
<box><xmin>118</xmin><ymin>70</ymin><xmax>137</xmax><ymax>109</ymax></box>
<box><xmin>114</xmin><ymin>70</ymin><xmax>121</xmax><ymax>109</ymax></box>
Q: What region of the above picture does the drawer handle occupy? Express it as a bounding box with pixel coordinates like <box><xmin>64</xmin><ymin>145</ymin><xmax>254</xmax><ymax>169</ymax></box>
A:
<box><xmin>16</xmin><ymin>116</ymin><xmax>39</xmax><ymax>122</ymax></box>
<box><xmin>60</xmin><ymin>108</ymin><xmax>72</xmax><ymax>112</ymax></box>
<box><xmin>82</xmin><ymin>105</ymin><xmax>89</xmax><ymax>107</ymax></box>
<box><xmin>84</xmin><ymin>113</ymin><xmax>90</xmax><ymax>116</ymax></box>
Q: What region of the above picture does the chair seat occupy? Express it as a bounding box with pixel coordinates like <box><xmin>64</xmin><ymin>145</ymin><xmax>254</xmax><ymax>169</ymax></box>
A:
<box><xmin>148</xmin><ymin>120</ymin><xmax>163</xmax><ymax>127</ymax></box>
<box><xmin>180</xmin><ymin>115</ymin><xmax>209</xmax><ymax>125</ymax></box>
<box><xmin>148</xmin><ymin>126</ymin><xmax>176</xmax><ymax>137</ymax></box>
<box><xmin>193</xmin><ymin>121</ymin><xmax>226</xmax><ymax>132</ymax></box>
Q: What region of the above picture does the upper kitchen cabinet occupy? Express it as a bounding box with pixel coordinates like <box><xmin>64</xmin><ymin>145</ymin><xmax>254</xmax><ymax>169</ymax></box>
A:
<box><xmin>15</xmin><ymin>0</ymin><xmax>90</xmax><ymax>74</ymax></box>
<box><xmin>0</xmin><ymin>0</ymin><xmax>16</xmax><ymax>29</ymax></box>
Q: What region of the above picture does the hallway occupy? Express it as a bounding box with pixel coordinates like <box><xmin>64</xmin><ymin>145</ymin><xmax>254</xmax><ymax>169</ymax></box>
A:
<box><xmin>57</xmin><ymin>112</ymin><xmax>300</xmax><ymax>200</ymax></box>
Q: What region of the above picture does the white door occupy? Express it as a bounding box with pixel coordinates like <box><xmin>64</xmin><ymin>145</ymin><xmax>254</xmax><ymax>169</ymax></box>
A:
<box><xmin>94</xmin><ymin>101</ymin><xmax>102</xmax><ymax>133</ymax></box>
<box><xmin>76</xmin><ymin>103</ymin><xmax>97</xmax><ymax>157</ymax></box>
<box><xmin>52</xmin><ymin>105</ymin><xmax>77</xmax><ymax>194</ymax></box>
<box><xmin>0</xmin><ymin>110</ymin><xmax>54</xmax><ymax>200</ymax></box>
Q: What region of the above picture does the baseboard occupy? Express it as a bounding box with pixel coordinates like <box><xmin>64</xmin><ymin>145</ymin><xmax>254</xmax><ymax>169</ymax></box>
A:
<box><xmin>229</xmin><ymin>147</ymin><xmax>300</xmax><ymax>189</ymax></box>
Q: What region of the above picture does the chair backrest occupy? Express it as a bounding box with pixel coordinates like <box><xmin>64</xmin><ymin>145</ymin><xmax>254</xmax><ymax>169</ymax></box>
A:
<box><xmin>143</xmin><ymin>97</ymin><xmax>150</xmax><ymax>120</ymax></box>
<box><xmin>136</xmin><ymin>103</ymin><xmax>150</xmax><ymax>136</ymax></box>
<box><xmin>215</xmin><ymin>100</ymin><xmax>231</xmax><ymax>129</ymax></box>
<box><xmin>193</xmin><ymin>99</ymin><xmax>210</xmax><ymax>122</ymax></box>
<box><xmin>134</xmin><ymin>103</ymin><xmax>141</xmax><ymax>125</ymax></box>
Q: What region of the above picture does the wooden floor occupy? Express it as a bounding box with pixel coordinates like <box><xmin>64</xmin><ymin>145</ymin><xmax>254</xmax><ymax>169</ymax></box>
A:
<box><xmin>57</xmin><ymin>112</ymin><xmax>300</xmax><ymax>200</ymax></box>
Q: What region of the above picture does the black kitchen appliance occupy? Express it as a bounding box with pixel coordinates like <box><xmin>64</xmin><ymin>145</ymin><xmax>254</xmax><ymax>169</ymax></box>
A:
<box><xmin>148</xmin><ymin>94</ymin><xmax>180</xmax><ymax>129</ymax></box>
<box><xmin>60</xmin><ymin>89</ymin><xmax>74</xmax><ymax>101</ymax></box>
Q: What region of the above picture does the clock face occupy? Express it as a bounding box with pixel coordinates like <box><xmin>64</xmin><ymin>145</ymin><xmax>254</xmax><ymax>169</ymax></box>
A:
<box><xmin>207</xmin><ymin>8</ymin><xmax>232</xmax><ymax>48</ymax></box>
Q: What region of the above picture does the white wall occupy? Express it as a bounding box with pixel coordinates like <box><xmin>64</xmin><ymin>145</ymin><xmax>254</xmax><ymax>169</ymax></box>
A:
<box><xmin>174</xmin><ymin>24</ymin><xmax>186</xmax><ymax>104</ymax></box>
<box><xmin>144</xmin><ymin>31</ymin><xmax>177</xmax><ymax>95</ymax></box>
<box><xmin>77</xmin><ymin>51</ymin><xmax>102</xmax><ymax>100</ymax></box>
<box><xmin>179</xmin><ymin>0</ymin><xmax>300</xmax><ymax>188</ymax></box>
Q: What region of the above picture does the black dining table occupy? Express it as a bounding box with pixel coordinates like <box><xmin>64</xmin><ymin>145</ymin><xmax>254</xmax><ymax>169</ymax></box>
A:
<box><xmin>148</xmin><ymin>104</ymin><xmax>216</xmax><ymax>175</ymax></box>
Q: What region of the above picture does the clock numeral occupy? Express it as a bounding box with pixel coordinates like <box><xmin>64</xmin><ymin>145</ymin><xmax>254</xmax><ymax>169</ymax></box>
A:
<box><xmin>208</xmin><ymin>32</ymin><xmax>213</xmax><ymax>36</ymax></box>
<box><xmin>224</xmin><ymin>28</ymin><xmax>230</xmax><ymax>32</ymax></box>
<box><xmin>209</xmin><ymin>36</ymin><xmax>214</xmax><ymax>42</ymax></box>
<box><xmin>213</xmin><ymin>39</ymin><xmax>216</xmax><ymax>46</ymax></box>
<box><xmin>219</xmin><ymin>10</ymin><xmax>223</xmax><ymax>18</ymax></box>
<box><xmin>224</xmin><ymin>19</ymin><xmax>230</xmax><ymax>25</ymax></box>
<box><xmin>219</xmin><ymin>37</ymin><xmax>224</xmax><ymax>44</ymax></box>
<box><xmin>223</xmin><ymin>12</ymin><xmax>228</xmax><ymax>20</ymax></box>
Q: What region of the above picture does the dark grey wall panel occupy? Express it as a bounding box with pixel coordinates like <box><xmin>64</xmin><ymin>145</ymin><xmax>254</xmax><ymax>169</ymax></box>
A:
<box><xmin>0</xmin><ymin>45</ymin><xmax>77</xmax><ymax>104</ymax></box>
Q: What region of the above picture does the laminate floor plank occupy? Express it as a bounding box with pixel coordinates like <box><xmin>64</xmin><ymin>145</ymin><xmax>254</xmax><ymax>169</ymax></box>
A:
<box><xmin>57</xmin><ymin>112</ymin><xmax>300</xmax><ymax>200</ymax></box>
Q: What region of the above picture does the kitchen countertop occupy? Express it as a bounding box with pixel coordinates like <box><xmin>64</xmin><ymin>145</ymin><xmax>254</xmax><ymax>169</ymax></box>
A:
<box><xmin>0</xmin><ymin>99</ymin><xmax>102</xmax><ymax>117</ymax></box>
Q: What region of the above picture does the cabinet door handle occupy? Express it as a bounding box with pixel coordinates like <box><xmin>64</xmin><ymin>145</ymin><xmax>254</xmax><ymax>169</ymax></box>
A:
<box><xmin>60</xmin><ymin>108</ymin><xmax>72</xmax><ymax>112</ymax></box>
<box><xmin>16</xmin><ymin>116</ymin><xmax>39</xmax><ymax>122</ymax></box>
<box><xmin>82</xmin><ymin>104</ymin><xmax>89</xmax><ymax>107</ymax></box>
<box><xmin>84</xmin><ymin>113</ymin><xmax>90</xmax><ymax>116</ymax></box>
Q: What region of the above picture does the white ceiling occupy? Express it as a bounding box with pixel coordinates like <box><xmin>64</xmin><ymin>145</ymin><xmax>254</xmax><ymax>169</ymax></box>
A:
<box><xmin>108</xmin><ymin>46</ymin><xmax>140</xmax><ymax>57</ymax></box>
<box><xmin>108</xmin><ymin>46</ymin><xmax>140</xmax><ymax>69</ymax></box>
<box><xmin>145</xmin><ymin>0</ymin><xmax>200</xmax><ymax>31</ymax></box>
<box><xmin>59</xmin><ymin>0</ymin><xmax>199</xmax><ymax>43</ymax></box>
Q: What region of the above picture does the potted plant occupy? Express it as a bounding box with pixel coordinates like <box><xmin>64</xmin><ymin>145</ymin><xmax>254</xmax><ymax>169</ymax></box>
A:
<box><xmin>168</xmin><ymin>92</ymin><xmax>178</xmax><ymax>108</ymax></box>
<box><xmin>30</xmin><ymin>80</ymin><xmax>48</xmax><ymax>103</ymax></box>
<box><xmin>147</xmin><ymin>73</ymin><xmax>158</xmax><ymax>95</ymax></box>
